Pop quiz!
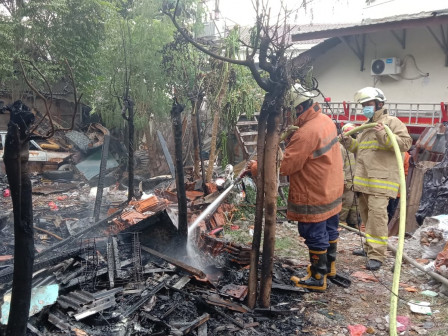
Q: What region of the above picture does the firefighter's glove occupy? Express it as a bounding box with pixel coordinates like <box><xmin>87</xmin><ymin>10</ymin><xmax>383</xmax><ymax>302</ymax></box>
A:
<box><xmin>280</xmin><ymin>125</ymin><xmax>299</xmax><ymax>144</ymax></box>
<box><xmin>338</xmin><ymin>133</ymin><xmax>351</xmax><ymax>147</ymax></box>
<box><xmin>240</xmin><ymin>160</ymin><xmax>258</xmax><ymax>178</ymax></box>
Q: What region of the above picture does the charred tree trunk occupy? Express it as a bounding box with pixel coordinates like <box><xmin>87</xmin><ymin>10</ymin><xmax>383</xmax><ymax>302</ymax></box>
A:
<box><xmin>247</xmin><ymin>98</ymin><xmax>269</xmax><ymax>309</ymax></box>
<box><xmin>190</xmin><ymin>98</ymin><xmax>201</xmax><ymax>180</ymax></box>
<box><xmin>171</xmin><ymin>99</ymin><xmax>188</xmax><ymax>252</ymax></box>
<box><xmin>4</xmin><ymin>101</ymin><xmax>35</xmax><ymax>336</ymax></box>
<box><xmin>259</xmin><ymin>102</ymin><xmax>282</xmax><ymax>308</ymax></box>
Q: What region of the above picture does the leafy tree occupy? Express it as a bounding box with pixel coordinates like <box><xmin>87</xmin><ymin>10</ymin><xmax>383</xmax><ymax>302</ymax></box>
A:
<box><xmin>0</xmin><ymin>0</ymin><xmax>108</xmax><ymax>98</ymax></box>
<box><xmin>166</xmin><ymin>0</ymin><xmax>312</xmax><ymax>308</ymax></box>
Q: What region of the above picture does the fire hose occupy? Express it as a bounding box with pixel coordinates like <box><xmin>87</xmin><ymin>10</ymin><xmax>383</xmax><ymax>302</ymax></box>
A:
<box><xmin>343</xmin><ymin>123</ymin><xmax>406</xmax><ymax>336</ymax></box>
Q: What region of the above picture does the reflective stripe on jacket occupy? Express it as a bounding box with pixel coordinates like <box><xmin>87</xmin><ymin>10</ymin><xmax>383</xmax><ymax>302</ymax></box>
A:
<box><xmin>280</xmin><ymin>103</ymin><xmax>343</xmax><ymax>222</ymax></box>
<box><xmin>342</xmin><ymin>108</ymin><xmax>412</xmax><ymax>198</ymax></box>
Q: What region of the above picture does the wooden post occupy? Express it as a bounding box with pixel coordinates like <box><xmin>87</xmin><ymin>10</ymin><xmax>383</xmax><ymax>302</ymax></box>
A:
<box><xmin>4</xmin><ymin>101</ymin><xmax>35</xmax><ymax>336</ymax></box>
<box><xmin>171</xmin><ymin>99</ymin><xmax>188</xmax><ymax>252</ymax></box>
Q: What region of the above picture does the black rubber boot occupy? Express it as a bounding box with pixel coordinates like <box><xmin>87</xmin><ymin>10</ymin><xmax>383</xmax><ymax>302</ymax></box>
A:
<box><xmin>352</xmin><ymin>249</ymin><xmax>367</xmax><ymax>257</ymax></box>
<box><xmin>366</xmin><ymin>259</ymin><xmax>382</xmax><ymax>270</ymax></box>
<box><xmin>291</xmin><ymin>250</ymin><xmax>327</xmax><ymax>292</ymax></box>
<box><xmin>327</xmin><ymin>240</ymin><xmax>338</xmax><ymax>278</ymax></box>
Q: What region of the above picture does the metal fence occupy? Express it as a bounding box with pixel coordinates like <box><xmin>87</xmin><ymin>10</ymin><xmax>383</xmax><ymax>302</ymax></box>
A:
<box><xmin>321</xmin><ymin>102</ymin><xmax>447</xmax><ymax>128</ymax></box>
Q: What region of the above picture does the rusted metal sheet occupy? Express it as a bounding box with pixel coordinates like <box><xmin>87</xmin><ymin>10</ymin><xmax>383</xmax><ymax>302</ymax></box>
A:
<box><xmin>221</xmin><ymin>284</ymin><xmax>248</xmax><ymax>300</ymax></box>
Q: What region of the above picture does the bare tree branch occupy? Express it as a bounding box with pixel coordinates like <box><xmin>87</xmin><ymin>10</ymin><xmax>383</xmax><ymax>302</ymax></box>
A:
<box><xmin>55</xmin><ymin>59</ymin><xmax>83</xmax><ymax>132</ymax></box>
<box><xmin>165</xmin><ymin>13</ymin><xmax>249</xmax><ymax>66</ymax></box>
<box><xmin>19</xmin><ymin>59</ymin><xmax>55</xmax><ymax>139</ymax></box>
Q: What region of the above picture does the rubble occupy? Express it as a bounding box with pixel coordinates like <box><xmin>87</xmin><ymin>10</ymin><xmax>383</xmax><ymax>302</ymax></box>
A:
<box><xmin>0</xmin><ymin>162</ymin><xmax>310</xmax><ymax>335</ymax></box>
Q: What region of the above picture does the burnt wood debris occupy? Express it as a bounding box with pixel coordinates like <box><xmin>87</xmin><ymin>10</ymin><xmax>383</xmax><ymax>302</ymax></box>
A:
<box><xmin>0</xmin><ymin>101</ymin><xmax>307</xmax><ymax>335</ymax></box>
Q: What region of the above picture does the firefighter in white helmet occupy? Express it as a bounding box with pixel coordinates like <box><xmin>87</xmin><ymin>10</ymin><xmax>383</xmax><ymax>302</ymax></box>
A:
<box><xmin>340</xmin><ymin>87</ymin><xmax>412</xmax><ymax>270</ymax></box>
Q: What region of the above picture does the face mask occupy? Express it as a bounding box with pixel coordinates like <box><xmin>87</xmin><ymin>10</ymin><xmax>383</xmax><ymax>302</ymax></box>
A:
<box><xmin>362</xmin><ymin>106</ymin><xmax>375</xmax><ymax>119</ymax></box>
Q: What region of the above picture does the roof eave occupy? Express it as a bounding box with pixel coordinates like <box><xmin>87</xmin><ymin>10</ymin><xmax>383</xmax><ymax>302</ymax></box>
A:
<box><xmin>292</xmin><ymin>13</ymin><xmax>448</xmax><ymax>42</ymax></box>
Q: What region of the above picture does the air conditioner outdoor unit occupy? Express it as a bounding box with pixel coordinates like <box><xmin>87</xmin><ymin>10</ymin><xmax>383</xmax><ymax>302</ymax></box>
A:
<box><xmin>371</xmin><ymin>57</ymin><xmax>401</xmax><ymax>76</ymax></box>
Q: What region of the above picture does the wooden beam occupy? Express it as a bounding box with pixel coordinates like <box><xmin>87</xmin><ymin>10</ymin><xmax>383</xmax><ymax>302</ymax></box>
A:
<box><xmin>391</xmin><ymin>29</ymin><xmax>406</xmax><ymax>49</ymax></box>
<box><xmin>426</xmin><ymin>24</ymin><xmax>448</xmax><ymax>66</ymax></box>
<box><xmin>340</xmin><ymin>35</ymin><xmax>366</xmax><ymax>71</ymax></box>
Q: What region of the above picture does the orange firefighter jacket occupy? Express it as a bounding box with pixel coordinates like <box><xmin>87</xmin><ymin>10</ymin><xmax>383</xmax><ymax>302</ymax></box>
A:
<box><xmin>280</xmin><ymin>103</ymin><xmax>344</xmax><ymax>222</ymax></box>
<box><xmin>341</xmin><ymin>108</ymin><xmax>412</xmax><ymax>198</ymax></box>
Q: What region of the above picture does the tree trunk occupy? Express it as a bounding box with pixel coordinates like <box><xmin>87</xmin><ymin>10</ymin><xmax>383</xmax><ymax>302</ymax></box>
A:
<box><xmin>144</xmin><ymin>124</ymin><xmax>158</xmax><ymax>176</ymax></box>
<box><xmin>191</xmin><ymin>100</ymin><xmax>201</xmax><ymax>180</ymax></box>
<box><xmin>247</xmin><ymin>97</ymin><xmax>269</xmax><ymax>309</ymax></box>
<box><xmin>127</xmin><ymin>100</ymin><xmax>135</xmax><ymax>201</ymax></box>
<box><xmin>205</xmin><ymin>66</ymin><xmax>229</xmax><ymax>182</ymax></box>
<box><xmin>259</xmin><ymin>104</ymin><xmax>282</xmax><ymax>308</ymax></box>
<box><xmin>4</xmin><ymin>101</ymin><xmax>35</xmax><ymax>336</ymax></box>
<box><xmin>171</xmin><ymin>100</ymin><xmax>188</xmax><ymax>253</ymax></box>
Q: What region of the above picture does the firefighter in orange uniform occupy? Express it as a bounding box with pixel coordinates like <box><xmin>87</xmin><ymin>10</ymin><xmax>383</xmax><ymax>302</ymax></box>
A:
<box><xmin>281</xmin><ymin>84</ymin><xmax>344</xmax><ymax>291</ymax></box>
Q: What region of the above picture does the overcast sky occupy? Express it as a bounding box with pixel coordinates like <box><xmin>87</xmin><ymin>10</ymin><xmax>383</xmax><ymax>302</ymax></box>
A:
<box><xmin>215</xmin><ymin>0</ymin><xmax>448</xmax><ymax>26</ymax></box>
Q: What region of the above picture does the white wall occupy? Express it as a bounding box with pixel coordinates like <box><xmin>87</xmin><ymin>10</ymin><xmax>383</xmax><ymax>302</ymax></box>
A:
<box><xmin>364</xmin><ymin>0</ymin><xmax>448</xmax><ymax>20</ymax></box>
<box><xmin>312</xmin><ymin>25</ymin><xmax>448</xmax><ymax>103</ymax></box>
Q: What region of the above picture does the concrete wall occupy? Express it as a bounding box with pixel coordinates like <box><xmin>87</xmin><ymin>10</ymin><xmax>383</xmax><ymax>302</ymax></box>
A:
<box><xmin>311</xmin><ymin>25</ymin><xmax>448</xmax><ymax>104</ymax></box>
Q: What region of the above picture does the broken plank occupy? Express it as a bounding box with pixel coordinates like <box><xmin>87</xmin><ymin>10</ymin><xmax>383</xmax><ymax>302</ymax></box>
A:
<box><xmin>140</xmin><ymin>312</ymin><xmax>183</xmax><ymax>336</ymax></box>
<box><xmin>167</xmin><ymin>285</ymin><xmax>245</xmax><ymax>329</ymax></box>
<box><xmin>179</xmin><ymin>313</ymin><xmax>209</xmax><ymax>335</ymax></box>
<box><xmin>141</xmin><ymin>245</ymin><xmax>206</xmax><ymax>279</ymax></box>
<box><xmin>172</xmin><ymin>275</ymin><xmax>191</xmax><ymax>289</ymax></box>
<box><xmin>271</xmin><ymin>283</ymin><xmax>306</xmax><ymax>292</ymax></box>
<box><xmin>27</xmin><ymin>323</ymin><xmax>44</xmax><ymax>336</ymax></box>
<box><xmin>253</xmin><ymin>307</ymin><xmax>301</xmax><ymax>315</ymax></box>
<box><xmin>198</xmin><ymin>323</ymin><xmax>207</xmax><ymax>336</ymax></box>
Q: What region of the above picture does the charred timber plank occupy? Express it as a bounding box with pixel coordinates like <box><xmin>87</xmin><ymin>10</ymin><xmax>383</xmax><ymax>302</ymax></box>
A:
<box><xmin>271</xmin><ymin>283</ymin><xmax>306</xmax><ymax>292</ymax></box>
<box><xmin>140</xmin><ymin>312</ymin><xmax>182</xmax><ymax>336</ymax></box>
<box><xmin>35</xmin><ymin>200</ymin><xmax>128</xmax><ymax>260</ymax></box>
<box><xmin>121</xmin><ymin>279</ymin><xmax>167</xmax><ymax>318</ymax></box>
<box><xmin>166</xmin><ymin>285</ymin><xmax>245</xmax><ymax>329</ymax></box>
<box><xmin>179</xmin><ymin>313</ymin><xmax>209</xmax><ymax>335</ymax></box>
<box><xmin>106</xmin><ymin>241</ymin><xmax>115</xmax><ymax>288</ymax></box>
<box><xmin>253</xmin><ymin>307</ymin><xmax>301</xmax><ymax>315</ymax></box>
<box><xmin>172</xmin><ymin>275</ymin><xmax>191</xmax><ymax>289</ymax></box>
<box><xmin>0</xmin><ymin>247</ymin><xmax>83</xmax><ymax>283</ymax></box>
<box><xmin>198</xmin><ymin>324</ymin><xmax>207</xmax><ymax>336</ymax></box>
<box><xmin>141</xmin><ymin>245</ymin><xmax>206</xmax><ymax>279</ymax></box>
<box><xmin>27</xmin><ymin>323</ymin><xmax>44</xmax><ymax>336</ymax></box>
<box><xmin>48</xmin><ymin>312</ymin><xmax>71</xmax><ymax>331</ymax></box>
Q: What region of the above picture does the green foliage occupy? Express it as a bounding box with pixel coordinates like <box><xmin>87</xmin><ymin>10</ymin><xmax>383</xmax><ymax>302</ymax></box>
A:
<box><xmin>0</xmin><ymin>19</ymin><xmax>14</xmax><ymax>78</ymax></box>
<box><xmin>277</xmin><ymin>186</ymin><xmax>289</xmax><ymax>207</ymax></box>
<box><xmin>0</xmin><ymin>0</ymin><xmax>108</xmax><ymax>97</ymax></box>
<box><xmin>93</xmin><ymin>0</ymin><xmax>204</xmax><ymax>130</ymax></box>
<box><xmin>161</xmin><ymin>31</ymin><xmax>208</xmax><ymax>108</ymax></box>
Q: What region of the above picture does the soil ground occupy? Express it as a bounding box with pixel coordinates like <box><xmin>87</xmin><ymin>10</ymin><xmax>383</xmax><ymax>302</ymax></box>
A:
<box><xmin>224</xmin><ymin>217</ymin><xmax>448</xmax><ymax>336</ymax></box>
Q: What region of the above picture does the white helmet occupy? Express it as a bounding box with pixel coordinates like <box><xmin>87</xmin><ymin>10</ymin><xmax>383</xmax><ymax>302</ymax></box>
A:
<box><xmin>341</xmin><ymin>123</ymin><xmax>356</xmax><ymax>133</ymax></box>
<box><xmin>354</xmin><ymin>87</ymin><xmax>387</xmax><ymax>104</ymax></box>
<box><xmin>290</xmin><ymin>83</ymin><xmax>314</xmax><ymax>108</ymax></box>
